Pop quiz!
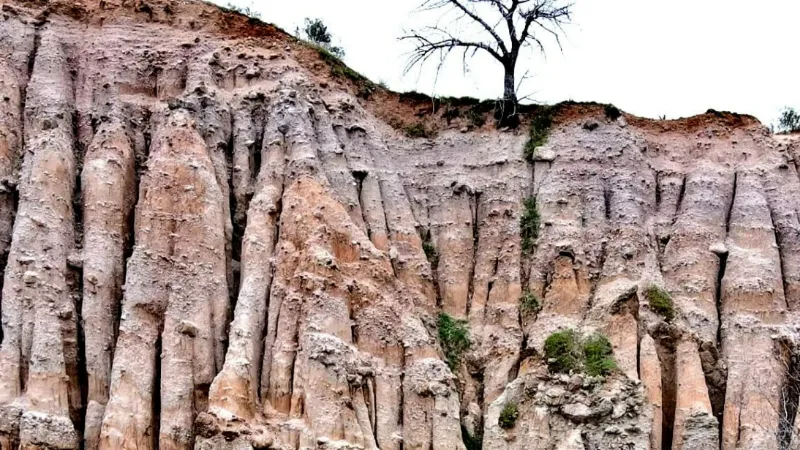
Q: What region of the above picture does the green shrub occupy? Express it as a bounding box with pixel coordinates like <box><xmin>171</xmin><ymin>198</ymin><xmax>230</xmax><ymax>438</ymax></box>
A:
<box><xmin>523</xmin><ymin>106</ymin><xmax>556</xmax><ymax>162</ymax></box>
<box><xmin>778</xmin><ymin>107</ymin><xmax>800</xmax><ymax>133</ymax></box>
<box><xmin>403</xmin><ymin>122</ymin><xmax>436</xmax><ymax>138</ymax></box>
<box><xmin>583</xmin><ymin>334</ymin><xmax>617</xmax><ymax>377</ymax></box>
<box><xmin>498</xmin><ymin>402</ymin><xmax>519</xmax><ymax>429</ymax></box>
<box><xmin>604</xmin><ymin>104</ymin><xmax>622</xmax><ymax>121</ymax></box>
<box><xmin>645</xmin><ymin>285</ymin><xmax>675</xmax><ymax>322</ymax></box>
<box><xmin>544</xmin><ymin>330</ymin><xmax>617</xmax><ymax>376</ymax></box>
<box><xmin>300</xmin><ymin>18</ymin><xmax>344</xmax><ymax>58</ymax></box>
<box><xmin>519</xmin><ymin>290</ymin><xmax>541</xmax><ymax>316</ymax></box>
<box><xmin>544</xmin><ymin>329</ymin><xmax>581</xmax><ymax>374</ymax></box>
<box><xmin>520</xmin><ymin>197</ymin><xmax>541</xmax><ymax>254</ymax></box>
<box><xmin>438</xmin><ymin>313</ymin><xmax>471</xmax><ymax>370</ymax></box>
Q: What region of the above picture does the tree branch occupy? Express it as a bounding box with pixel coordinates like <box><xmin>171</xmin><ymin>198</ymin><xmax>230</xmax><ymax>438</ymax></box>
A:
<box><xmin>400</xmin><ymin>30</ymin><xmax>504</xmax><ymax>75</ymax></box>
<box><xmin>421</xmin><ymin>0</ymin><xmax>510</xmax><ymax>55</ymax></box>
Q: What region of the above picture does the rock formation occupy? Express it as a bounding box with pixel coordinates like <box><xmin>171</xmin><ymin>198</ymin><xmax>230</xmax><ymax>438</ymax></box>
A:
<box><xmin>0</xmin><ymin>1</ymin><xmax>799</xmax><ymax>449</ymax></box>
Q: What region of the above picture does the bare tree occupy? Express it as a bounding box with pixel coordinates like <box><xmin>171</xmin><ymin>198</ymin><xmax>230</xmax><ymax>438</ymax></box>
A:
<box><xmin>401</xmin><ymin>0</ymin><xmax>572</xmax><ymax>122</ymax></box>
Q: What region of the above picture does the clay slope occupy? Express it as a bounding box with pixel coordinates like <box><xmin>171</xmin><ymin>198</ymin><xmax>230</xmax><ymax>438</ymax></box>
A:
<box><xmin>1</xmin><ymin>1</ymin><xmax>800</xmax><ymax>450</ymax></box>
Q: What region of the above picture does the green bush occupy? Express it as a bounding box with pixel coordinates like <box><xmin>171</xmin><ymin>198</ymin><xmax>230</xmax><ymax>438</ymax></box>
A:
<box><xmin>778</xmin><ymin>107</ymin><xmax>800</xmax><ymax>133</ymax></box>
<box><xmin>300</xmin><ymin>18</ymin><xmax>345</xmax><ymax>58</ymax></box>
<box><xmin>645</xmin><ymin>285</ymin><xmax>675</xmax><ymax>322</ymax></box>
<box><xmin>524</xmin><ymin>106</ymin><xmax>556</xmax><ymax>162</ymax></box>
<box><xmin>498</xmin><ymin>402</ymin><xmax>519</xmax><ymax>429</ymax></box>
<box><xmin>544</xmin><ymin>329</ymin><xmax>581</xmax><ymax>374</ymax></box>
<box><xmin>422</xmin><ymin>237</ymin><xmax>438</xmax><ymax>266</ymax></box>
<box><xmin>519</xmin><ymin>290</ymin><xmax>541</xmax><ymax>316</ymax></box>
<box><xmin>544</xmin><ymin>330</ymin><xmax>617</xmax><ymax>376</ymax></box>
<box><xmin>604</xmin><ymin>104</ymin><xmax>622</xmax><ymax>121</ymax></box>
<box><xmin>520</xmin><ymin>197</ymin><xmax>541</xmax><ymax>254</ymax></box>
<box><xmin>438</xmin><ymin>313</ymin><xmax>471</xmax><ymax>370</ymax></box>
<box><xmin>583</xmin><ymin>334</ymin><xmax>617</xmax><ymax>376</ymax></box>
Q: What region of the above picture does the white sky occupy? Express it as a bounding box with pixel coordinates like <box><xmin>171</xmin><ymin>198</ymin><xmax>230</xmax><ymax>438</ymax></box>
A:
<box><xmin>212</xmin><ymin>0</ymin><xmax>800</xmax><ymax>126</ymax></box>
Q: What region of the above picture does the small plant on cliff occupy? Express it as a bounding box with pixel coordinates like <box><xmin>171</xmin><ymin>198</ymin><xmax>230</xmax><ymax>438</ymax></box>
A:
<box><xmin>645</xmin><ymin>285</ymin><xmax>675</xmax><ymax>322</ymax></box>
<box><xmin>498</xmin><ymin>402</ymin><xmax>519</xmax><ymax>429</ymax></box>
<box><xmin>519</xmin><ymin>290</ymin><xmax>541</xmax><ymax>317</ymax></box>
<box><xmin>299</xmin><ymin>18</ymin><xmax>345</xmax><ymax>58</ymax></box>
<box><xmin>544</xmin><ymin>329</ymin><xmax>581</xmax><ymax>374</ymax></box>
<box><xmin>604</xmin><ymin>104</ymin><xmax>622</xmax><ymax>121</ymax></box>
<box><xmin>524</xmin><ymin>106</ymin><xmax>557</xmax><ymax>162</ymax></box>
<box><xmin>438</xmin><ymin>313</ymin><xmax>471</xmax><ymax>370</ymax></box>
<box><xmin>520</xmin><ymin>197</ymin><xmax>541</xmax><ymax>254</ymax></box>
<box><xmin>422</xmin><ymin>237</ymin><xmax>438</xmax><ymax>266</ymax></box>
<box><xmin>583</xmin><ymin>333</ymin><xmax>617</xmax><ymax>377</ymax></box>
<box><xmin>544</xmin><ymin>330</ymin><xmax>617</xmax><ymax>376</ymax></box>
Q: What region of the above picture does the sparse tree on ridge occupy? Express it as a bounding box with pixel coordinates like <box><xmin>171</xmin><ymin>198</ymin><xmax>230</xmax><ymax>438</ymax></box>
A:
<box><xmin>299</xmin><ymin>18</ymin><xmax>346</xmax><ymax>58</ymax></box>
<box><xmin>402</xmin><ymin>0</ymin><xmax>573</xmax><ymax>125</ymax></box>
<box><xmin>777</xmin><ymin>107</ymin><xmax>800</xmax><ymax>133</ymax></box>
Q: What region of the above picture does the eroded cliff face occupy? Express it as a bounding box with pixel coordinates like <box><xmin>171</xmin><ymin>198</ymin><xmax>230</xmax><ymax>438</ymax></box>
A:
<box><xmin>1</xmin><ymin>1</ymin><xmax>800</xmax><ymax>449</ymax></box>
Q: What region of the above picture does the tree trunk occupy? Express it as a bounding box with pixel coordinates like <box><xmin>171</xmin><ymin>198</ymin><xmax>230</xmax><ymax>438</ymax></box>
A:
<box><xmin>503</xmin><ymin>66</ymin><xmax>517</xmax><ymax>104</ymax></box>
<box><xmin>497</xmin><ymin>64</ymin><xmax>519</xmax><ymax>128</ymax></box>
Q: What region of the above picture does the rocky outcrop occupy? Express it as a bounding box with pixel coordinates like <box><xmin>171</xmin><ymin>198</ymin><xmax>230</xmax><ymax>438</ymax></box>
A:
<box><xmin>1</xmin><ymin>1</ymin><xmax>800</xmax><ymax>449</ymax></box>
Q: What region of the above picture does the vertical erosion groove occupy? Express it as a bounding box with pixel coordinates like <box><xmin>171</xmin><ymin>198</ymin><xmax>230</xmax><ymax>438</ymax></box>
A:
<box><xmin>152</xmin><ymin>327</ymin><xmax>163</xmax><ymax>450</ymax></box>
<box><xmin>603</xmin><ymin>185</ymin><xmax>612</xmax><ymax>221</ymax></box>
<box><xmin>654</xmin><ymin>334</ymin><xmax>678</xmax><ymax>450</ymax></box>
<box><xmin>69</xmin><ymin>46</ymin><xmax>88</xmax><ymax>436</ymax></box>
<box><xmin>377</xmin><ymin>180</ymin><xmax>399</xmax><ymax>279</ymax></box>
<box><xmin>654</xmin><ymin>170</ymin><xmax>662</xmax><ymax>208</ymax></box>
<box><xmin>466</xmin><ymin>191</ymin><xmax>480</xmax><ymax>317</ymax></box>
<box><xmin>715</xmin><ymin>252</ymin><xmax>728</xmax><ymax>347</ymax></box>
<box><xmin>725</xmin><ymin>173</ymin><xmax>738</xmax><ymax>235</ymax></box>
<box><xmin>353</xmin><ymin>170</ymin><xmax>369</xmax><ymax>239</ymax></box>
<box><xmin>674</xmin><ymin>175</ymin><xmax>687</xmax><ymax>222</ymax></box>
<box><xmin>769</xmin><ymin>206</ymin><xmax>791</xmax><ymax>311</ymax></box>
<box><xmin>718</xmin><ymin>171</ymin><xmax>736</xmax><ymax>347</ymax></box>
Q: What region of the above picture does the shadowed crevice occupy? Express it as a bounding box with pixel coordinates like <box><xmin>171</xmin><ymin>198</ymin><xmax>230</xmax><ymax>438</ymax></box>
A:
<box><xmin>653</xmin><ymin>327</ymin><xmax>678</xmax><ymax>450</ymax></box>
<box><xmin>674</xmin><ymin>175</ymin><xmax>687</xmax><ymax>222</ymax></box>
<box><xmin>466</xmin><ymin>191</ymin><xmax>481</xmax><ymax>317</ymax></box>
